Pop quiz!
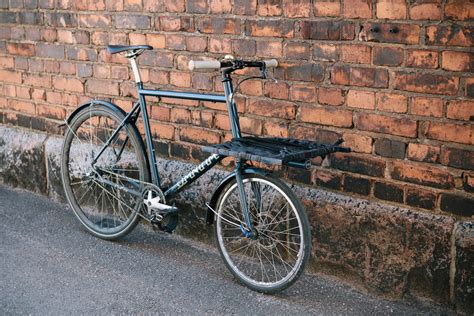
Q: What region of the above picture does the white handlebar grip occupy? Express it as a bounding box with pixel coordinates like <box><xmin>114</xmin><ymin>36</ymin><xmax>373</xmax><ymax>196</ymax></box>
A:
<box><xmin>264</xmin><ymin>59</ymin><xmax>278</xmax><ymax>68</ymax></box>
<box><xmin>189</xmin><ymin>60</ymin><xmax>221</xmax><ymax>71</ymax></box>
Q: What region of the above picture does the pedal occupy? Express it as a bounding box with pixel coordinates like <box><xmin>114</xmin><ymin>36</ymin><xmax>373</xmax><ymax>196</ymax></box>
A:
<box><xmin>153</xmin><ymin>207</ymin><xmax>179</xmax><ymax>233</ymax></box>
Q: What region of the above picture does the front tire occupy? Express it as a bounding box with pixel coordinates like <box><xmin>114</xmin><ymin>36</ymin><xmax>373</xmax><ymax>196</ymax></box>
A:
<box><xmin>214</xmin><ymin>173</ymin><xmax>311</xmax><ymax>293</ymax></box>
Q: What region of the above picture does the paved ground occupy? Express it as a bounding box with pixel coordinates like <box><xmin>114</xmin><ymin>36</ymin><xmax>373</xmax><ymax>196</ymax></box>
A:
<box><xmin>0</xmin><ymin>185</ymin><xmax>453</xmax><ymax>315</ymax></box>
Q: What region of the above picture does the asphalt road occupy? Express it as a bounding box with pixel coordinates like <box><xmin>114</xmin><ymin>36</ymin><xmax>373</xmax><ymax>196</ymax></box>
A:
<box><xmin>0</xmin><ymin>185</ymin><xmax>452</xmax><ymax>315</ymax></box>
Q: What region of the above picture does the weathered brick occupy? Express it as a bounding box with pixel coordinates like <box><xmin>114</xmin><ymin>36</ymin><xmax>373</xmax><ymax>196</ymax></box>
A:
<box><xmin>234</xmin><ymin>0</ymin><xmax>256</xmax><ymax>15</ymax></box>
<box><xmin>76</xmin><ymin>0</ymin><xmax>105</xmax><ymax>10</ymax></box>
<box><xmin>264</xmin><ymin>81</ymin><xmax>288</xmax><ymax>100</ymax></box>
<box><xmin>343</xmin><ymin>0</ymin><xmax>372</xmax><ymax>18</ymax></box>
<box><xmin>166</xmin><ymin>34</ymin><xmax>186</xmax><ymax>50</ymax></box>
<box><xmin>282</xmin><ymin>0</ymin><xmax>311</xmax><ymax>17</ymax></box>
<box><xmin>180</xmin><ymin>126</ymin><xmax>220</xmax><ymax>145</ymax></box>
<box><xmin>286</xmin><ymin>63</ymin><xmax>324</xmax><ymax>82</ymax></box>
<box><xmin>426</xmin><ymin>25</ymin><xmax>473</xmax><ymax>47</ymax></box>
<box><xmin>407</xmin><ymin>143</ymin><xmax>440</xmax><ymax>163</ymax></box>
<box><xmin>360</xmin><ymin>23</ymin><xmax>420</xmax><ymax>45</ymax></box>
<box><xmin>391</xmin><ymin>161</ymin><xmax>455</xmax><ymax>189</ymax></box>
<box><xmin>424</xmin><ymin>122</ymin><xmax>473</xmax><ymax>145</ymax></box>
<box><xmin>19</xmin><ymin>12</ymin><xmax>42</xmax><ymax>25</ymax></box>
<box><xmin>67</xmin><ymin>47</ymin><xmax>97</xmax><ymax>61</ymax></box>
<box><xmin>342</xmin><ymin>133</ymin><xmax>373</xmax><ymax>154</ymax></box>
<box><xmin>249</xmin><ymin>98</ymin><xmax>296</xmax><ymax>119</ymax></box>
<box><xmin>331</xmin><ymin>65</ymin><xmax>389</xmax><ymax>88</ymax></box>
<box><xmin>232</xmin><ymin>39</ymin><xmax>256</xmax><ymax>56</ymax></box>
<box><xmin>246</xmin><ymin>19</ymin><xmax>293</xmax><ymax>37</ymax></box>
<box><xmin>37</xmin><ymin>104</ymin><xmax>66</xmax><ymax>120</ymax></box>
<box><xmin>53</xmin><ymin>77</ymin><xmax>83</xmax><ymax>93</ymax></box>
<box><xmin>257</xmin><ymin>0</ymin><xmax>282</xmax><ymax>16</ymax></box>
<box><xmin>410</xmin><ymin>3</ymin><xmax>441</xmax><ymax>20</ymax></box>
<box><xmin>78</xmin><ymin>14</ymin><xmax>111</xmax><ymax>28</ymax></box>
<box><xmin>9</xmin><ymin>99</ymin><xmax>35</xmax><ymax>115</ymax></box>
<box><xmin>463</xmin><ymin>173</ymin><xmax>474</xmax><ymax>192</ymax></box>
<box><xmin>313</xmin><ymin>43</ymin><xmax>339</xmax><ymax>61</ymax></box>
<box><xmin>46</xmin><ymin>12</ymin><xmax>77</xmax><ymax>27</ymax></box>
<box><xmin>289</xmin><ymin>84</ymin><xmax>317</xmax><ymax>102</ymax></box>
<box><xmin>209</xmin><ymin>38</ymin><xmax>232</xmax><ymax>54</ymax></box>
<box><xmin>301</xmin><ymin>20</ymin><xmax>354</xmax><ymax>41</ymax></box>
<box><xmin>24</xmin><ymin>74</ymin><xmax>51</xmax><ymax>88</ymax></box>
<box><xmin>331</xmin><ymin>152</ymin><xmax>385</xmax><ymax>177</ymax></box>
<box><xmin>343</xmin><ymin>175</ymin><xmax>371</xmax><ymax>195</ymax></box>
<box><xmin>0</xmin><ymin>12</ymin><xmax>17</xmax><ymax>24</ymax></box>
<box><xmin>347</xmin><ymin>90</ymin><xmax>375</xmax><ymax>109</ymax></box>
<box><xmin>318</xmin><ymin>87</ymin><xmax>344</xmax><ymax>106</ymax></box>
<box><xmin>256</xmin><ymin>40</ymin><xmax>282</xmax><ymax>57</ymax></box>
<box><xmin>86</xmin><ymin>79</ymin><xmax>118</xmax><ymax>96</ymax></box>
<box><xmin>313</xmin><ymin>0</ymin><xmax>340</xmax><ymax>17</ymax></box>
<box><xmin>376</xmin><ymin>92</ymin><xmax>407</xmax><ymax>113</ymax></box>
<box><xmin>199</xmin><ymin>17</ymin><xmax>240</xmax><ymax>35</ymax></box>
<box><xmin>192</xmin><ymin>73</ymin><xmax>213</xmax><ymax>91</ymax></box>
<box><xmin>442</xmin><ymin>51</ymin><xmax>473</xmax><ymax>72</ymax></box>
<box><xmin>262</xmin><ymin>120</ymin><xmax>286</xmax><ymax>137</ymax></box>
<box><xmin>373</xmin><ymin>46</ymin><xmax>403</xmax><ymax>66</ymax></box>
<box><xmin>376</xmin><ymin>0</ymin><xmax>406</xmax><ymax>19</ymax></box>
<box><xmin>300</xmin><ymin>106</ymin><xmax>353</xmax><ymax>127</ymax></box>
<box><xmin>374</xmin><ymin>181</ymin><xmax>404</xmax><ymax>203</ymax></box>
<box><xmin>150</xmin><ymin>122</ymin><xmax>175</xmax><ymax>140</ymax></box>
<box><xmin>440</xmin><ymin>147</ymin><xmax>474</xmax><ymax>171</ymax></box>
<box><xmin>0</xmin><ymin>56</ymin><xmax>14</xmax><ymax>68</ymax></box>
<box><xmin>411</xmin><ymin>97</ymin><xmax>443</xmax><ymax>118</ymax></box>
<box><xmin>341</xmin><ymin>45</ymin><xmax>371</xmax><ymax>64</ymax></box>
<box><xmin>6</xmin><ymin>43</ymin><xmax>35</xmax><ymax>56</ymax></box>
<box><xmin>115</xmin><ymin>15</ymin><xmax>150</xmax><ymax>29</ymax></box>
<box><xmin>406</xmin><ymin>50</ymin><xmax>438</xmax><ymax>69</ymax></box>
<box><xmin>36</xmin><ymin>43</ymin><xmax>64</xmax><ymax>59</ymax></box>
<box><xmin>446</xmin><ymin>100</ymin><xmax>474</xmax><ymax>121</ymax></box>
<box><xmin>445</xmin><ymin>0</ymin><xmax>474</xmax><ymax>21</ymax></box>
<box><xmin>439</xmin><ymin>193</ymin><xmax>474</xmax><ymax>217</ymax></box>
<box><xmin>316</xmin><ymin>170</ymin><xmax>342</xmax><ymax>190</ymax></box>
<box><xmin>240</xmin><ymin>116</ymin><xmax>263</xmax><ymax>135</ymax></box>
<box><xmin>393</xmin><ymin>72</ymin><xmax>459</xmax><ymax>95</ymax></box>
<box><xmin>209</xmin><ymin>0</ymin><xmax>232</xmax><ymax>13</ymax></box>
<box><xmin>356</xmin><ymin>113</ymin><xmax>417</xmax><ymax>138</ymax></box>
<box><xmin>406</xmin><ymin>187</ymin><xmax>436</xmax><ymax>210</ymax></box>
<box><xmin>187</xmin><ymin>0</ymin><xmax>208</xmax><ymax>13</ymax></box>
<box><xmin>284</xmin><ymin>41</ymin><xmax>310</xmax><ymax>60</ymax></box>
<box><xmin>374</xmin><ymin>138</ymin><xmax>406</xmax><ymax>159</ymax></box>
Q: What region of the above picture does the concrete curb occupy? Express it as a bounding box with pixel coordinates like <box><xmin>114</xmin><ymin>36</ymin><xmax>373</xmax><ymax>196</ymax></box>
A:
<box><xmin>0</xmin><ymin>124</ymin><xmax>472</xmax><ymax>312</ymax></box>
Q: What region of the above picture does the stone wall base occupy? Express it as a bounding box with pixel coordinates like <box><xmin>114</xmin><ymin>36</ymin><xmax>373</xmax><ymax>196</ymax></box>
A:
<box><xmin>1</xmin><ymin>124</ymin><xmax>471</xmax><ymax>313</ymax></box>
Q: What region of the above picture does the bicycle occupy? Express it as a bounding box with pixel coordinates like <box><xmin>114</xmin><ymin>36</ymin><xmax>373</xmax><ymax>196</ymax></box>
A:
<box><xmin>60</xmin><ymin>45</ymin><xmax>350</xmax><ymax>293</ymax></box>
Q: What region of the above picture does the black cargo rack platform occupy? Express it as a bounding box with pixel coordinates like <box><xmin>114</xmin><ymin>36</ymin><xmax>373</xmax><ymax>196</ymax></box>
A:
<box><xmin>202</xmin><ymin>136</ymin><xmax>350</xmax><ymax>166</ymax></box>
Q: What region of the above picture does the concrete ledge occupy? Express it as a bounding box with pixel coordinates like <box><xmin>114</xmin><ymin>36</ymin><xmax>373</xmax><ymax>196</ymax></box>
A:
<box><xmin>1</xmin><ymin>124</ymin><xmax>472</xmax><ymax>313</ymax></box>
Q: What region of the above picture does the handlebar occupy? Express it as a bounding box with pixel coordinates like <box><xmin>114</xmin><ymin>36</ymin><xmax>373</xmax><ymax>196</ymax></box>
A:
<box><xmin>188</xmin><ymin>59</ymin><xmax>278</xmax><ymax>71</ymax></box>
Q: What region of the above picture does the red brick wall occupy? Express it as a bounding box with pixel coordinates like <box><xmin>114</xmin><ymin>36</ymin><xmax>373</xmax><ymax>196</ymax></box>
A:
<box><xmin>0</xmin><ymin>0</ymin><xmax>472</xmax><ymax>217</ymax></box>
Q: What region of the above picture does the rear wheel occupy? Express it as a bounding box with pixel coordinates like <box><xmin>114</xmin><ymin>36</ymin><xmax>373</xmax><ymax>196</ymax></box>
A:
<box><xmin>214</xmin><ymin>173</ymin><xmax>311</xmax><ymax>293</ymax></box>
<box><xmin>61</xmin><ymin>103</ymin><xmax>149</xmax><ymax>240</ymax></box>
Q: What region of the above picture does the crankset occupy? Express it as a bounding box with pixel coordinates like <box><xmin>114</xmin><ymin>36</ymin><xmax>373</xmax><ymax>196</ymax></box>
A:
<box><xmin>142</xmin><ymin>184</ymin><xmax>179</xmax><ymax>233</ymax></box>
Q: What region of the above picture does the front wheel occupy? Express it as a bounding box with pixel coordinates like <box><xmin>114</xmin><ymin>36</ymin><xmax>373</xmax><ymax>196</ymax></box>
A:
<box><xmin>214</xmin><ymin>173</ymin><xmax>311</xmax><ymax>293</ymax></box>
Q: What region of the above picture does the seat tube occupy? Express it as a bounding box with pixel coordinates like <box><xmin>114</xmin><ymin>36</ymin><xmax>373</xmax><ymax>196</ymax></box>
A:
<box><xmin>222</xmin><ymin>72</ymin><xmax>241</xmax><ymax>139</ymax></box>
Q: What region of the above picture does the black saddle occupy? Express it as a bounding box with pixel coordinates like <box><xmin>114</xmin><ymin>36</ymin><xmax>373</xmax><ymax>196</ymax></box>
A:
<box><xmin>107</xmin><ymin>45</ymin><xmax>153</xmax><ymax>55</ymax></box>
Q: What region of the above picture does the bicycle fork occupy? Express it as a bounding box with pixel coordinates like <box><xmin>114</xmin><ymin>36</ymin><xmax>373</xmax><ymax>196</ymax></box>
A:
<box><xmin>235</xmin><ymin>162</ymin><xmax>257</xmax><ymax>239</ymax></box>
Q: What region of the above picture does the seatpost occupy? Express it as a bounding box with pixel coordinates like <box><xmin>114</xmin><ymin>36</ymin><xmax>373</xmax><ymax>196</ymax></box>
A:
<box><xmin>130</xmin><ymin>57</ymin><xmax>142</xmax><ymax>83</ymax></box>
<box><xmin>222</xmin><ymin>70</ymin><xmax>242</xmax><ymax>139</ymax></box>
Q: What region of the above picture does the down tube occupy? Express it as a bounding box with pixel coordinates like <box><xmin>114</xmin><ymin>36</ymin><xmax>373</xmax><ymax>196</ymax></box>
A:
<box><xmin>164</xmin><ymin>154</ymin><xmax>223</xmax><ymax>198</ymax></box>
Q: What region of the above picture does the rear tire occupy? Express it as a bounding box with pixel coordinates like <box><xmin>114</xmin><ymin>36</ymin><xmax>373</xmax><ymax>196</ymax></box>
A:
<box><xmin>61</xmin><ymin>103</ymin><xmax>149</xmax><ymax>240</ymax></box>
<box><xmin>214</xmin><ymin>173</ymin><xmax>311</xmax><ymax>293</ymax></box>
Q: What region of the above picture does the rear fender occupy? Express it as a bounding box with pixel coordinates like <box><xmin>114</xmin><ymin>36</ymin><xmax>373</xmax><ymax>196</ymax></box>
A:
<box><xmin>65</xmin><ymin>100</ymin><xmax>127</xmax><ymax>125</ymax></box>
<box><xmin>206</xmin><ymin>167</ymin><xmax>268</xmax><ymax>225</ymax></box>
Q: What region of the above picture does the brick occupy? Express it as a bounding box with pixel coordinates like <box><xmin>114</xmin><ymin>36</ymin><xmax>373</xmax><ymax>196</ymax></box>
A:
<box><xmin>262</xmin><ymin>120</ymin><xmax>287</xmax><ymax>137</ymax></box>
<box><xmin>446</xmin><ymin>100</ymin><xmax>474</xmax><ymax>121</ymax></box>
<box><xmin>316</xmin><ymin>170</ymin><xmax>342</xmax><ymax>190</ymax></box>
<box><xmin>343</xmin><ymin>0</ymin><xmax>372</xmax><ymax>18</ymax></box>
<box><xmin>186</xmin><ymin>0</ymin><xmax>208</xmax><ymax>13</ymax></box>
<box><xmin>46</xmin><ymin>12</ymin><xmax>76</xmax><ymax>27</ymax></box>
<box><xmin>147</xmin><ymin>34</ymin><xmax>165</xmax><ymax>48</ymax></box>
<box><xmin>440</xmin><ymin>147</ymin><xmax>474</xmax><ymax>171</ymax></box>
<box><xmin>391</xmin><ymin>161</ymin><xmax>455</xmax><ymax>189</ymax></box>
<box><xmin>374</xmin><ymin>138</ymin><xmax>406</xmax><ymax>159</ymax></box>
<box><xmin>86</xmin><ymin>79</ymin><xmax>118</xmax><ymax>96</ymax></box>
<box><xmin>186</xmin><ymin>36</ymin><xmax>207</xmax><ymax>52</ymax></box>
<box><xmin>36</xmin><ymin>43</ymin><xmax>64</xmax><ymax>59</ymax></box>
<box><xmin>15</xmin><ymin>57</ymin><xmax>28</xmax><ymax>70</ymax></box>
<box><xmin>424</xmin><ymin>122</ymin><xmax>473</xmax><ymax>145</ymax></box>
<box><xmin>209</xmin><ymin>0</ymin><xmax>232</xmax><ymax>13</ymax></box>
<box><xmin>406</xmin><ymin>188</ymin><xmax>436</xmax><ymax>210</ymax></box>
<box><xmin>264</xmin><ymin>81</ymin><xmax>288</xmax><ymax>100</ymax></box>
<box><xmin>406</xmin><ymin>50</ymin><xmax>438</xmax><ymax>69</ymax></box>
<box><xmin>376</xmin><ymin>0</ymin><xmax>406</xmax><ymax>19</ymax></box>
<box><xmin>9</xmin><ymin>100</ymin><xmax>35</xmax><ymax>115</ymax></box>
<box><xmin>234</xmin><ymin>0</ymin><xmax>257</xmax><ymax>15</ymax></box>
<box><xmin>111</xmin><ymin>65</ymin><xmax>128</xmax><ymax>80</ymax></box>
<box><xmin>170</xmin><ymin>72</ymin><xmax>191</xmax><ymax>88</ymax></box>
<box><xmin>170</xmin><ymin>108</ymin><xmax>191</xmax><ymax>124</ymax></box>
<box><xmin>300</xmin><ymin>106</ymin><xmax>353</xmax><ymax>127</ymax></box>
<box><xmin>246</xmin><ymin>19</ymin><xmax>293</xmax><ymax>37</ymax></box>
<box><xmin>0</xmin><ymin>56</ymin><xmax>14</xmax><ymax>68</ymax></box>
<box><xmin>343</xmin><ymin>175</ymin><xmax>371</xmax><ymax>196</ymax></box>
<box><xmin>170</xmin><ymin>142</ymin><xmax>190</xmax><ymax>159</ymax></box>
<box><xmin>356</xmin><ymin>113</ymin><xmax>417</xmax><ymax>138</ymax></box>
<box><xmin>342</xmin><ymin>133</ymin><xmax>372</xmax><ymax>153</ymax></box>
<box><xmin>239</xmin><ymin>80</ymin><xmax>262</xmax><ymax>96</ymax></box>
<box><xmin>60</xmin><ymin>62</ymin><xmax>76</xmax><ymax>75</ymax></box>
<box><xmin>159</xmin><ymin>16</ymin><xmax>193</xmax><ymax>32</ymax></box>
<box><xmin>192</xmin><ymin>73</ymin><xmax>213</xmax><ymax>91</ymax></box>
<box><xmin>256</xmin><ymin>40</ymin><xmax>282</xmax><ymax>57</ymax></box>
<box><xmin>166</xmin><ymin>34</ymin><xmax>186</xmax><ymax>50</ymax></box>
<box><xmin>76</xmin><ymin>0</ymin><xmax>105</xmax><ymax>10</ymax></box>
<box><xmin>6</xmin><ymin>43</ymin><xmax>35</xmax><ymax>56</ymax></box>
<box><xmin>373</xmin><ymin>46</ymin><xmax>403</xmax><ymax>66</ymax></box>
<box><xmin>78</xmin><ymin>14</ymin><xmax>111</xmax><ymax>28</ymax></box>
<box><xmin>284</xmin><ymin>41</ymin><xmax>310</xmax><ymax>60</ymax></box>
<box><xmin>313</xmin><ymin>0</ymin><xmax>340</xmax><ymax>17</ymax></box>
<box><xmin>407</xmin><ymin>143</ymin><xmax>440</xmax><ymax>163</ymax></box>
<box><xmin>426</xmin><ymin>25</ymin><xmax>473</xmax><ymax>47</ymax></box>
<box><xmin>283</xmin><ymin>0</ymin><xmax>311</xmax><ymax>17</ymax></box>
<box><xmin>0</xmin><ymin>12</ymin><xmax>17</xmax><ymax>24</ymax></box>
<box><xmin>331</xmin><ymin>152</ymin><xmax>385</xmax><ymax>177</ymax></box>
<box><xmin>410</xmin><ymin>3</ymin><xmax>441</xmax><ymax>20</ymax></box>
<box><xmin>442</xmin><ymin>51</ymin><xmax>473</xmax><ymax>72</ymax></box>
<box><xmin>258</xmin><ymin>0</ymin><xmax>282</xmax><ymax>16</ymax></box>
<box><xmin>115</xmin><ymin>15</ymin><xmax>150</xmax><ymax>29</ymax></box>
<box><xmin>374</xmin><ymin>181</ymin><xmax>404</xmax><ymax>203</ymax></box>
<box><xmin>411</xmin><ymin>97</ymin><xmax>443</xmax><ymax>118</ymax></box>
<box><xmin>24</xmin><ymin>74</ymin><xmax>51</xmax><ymax>88</ymax></box>
<box><xmin>0</xmin><ymin>70</ymin><xmax>21</xmax><ymax>84</ymax></box>
<box><xmin>53</xmin><ymin>77</ymin><xmax>83</xmax><ymax>93</ymax></box>
<box><xmin>240</xmin><ymin>116</ymin><xmax>263</xmax><ymax>135</ymax></box>
<box><xmin>232</xmin><ymin>39</ymin><xmax>256</xmax><ymax>56</ymax></box>
<box><xmin>360</xmin><ymin>23</ymin><xmax>420</xmax><ymax>45</ymax></box>
<box><xmin>466</xmin><ymin>78</ymin><xmax>474</xmax><ymax>98</ymax></box>
<box><xmin>129</xmin><ymin>33</ymin><xmax>146</xmax><ymax>45</ymax></box>
<box><xmin>198</xmin><ymin>17</ymin><xmax>240</xmax><ymax>35</ymax></box>
<box><xmin>214</xmin><ymin>113</ymin><xmax>230</xmax><ymax>131</ymax></box>
<box><xmin>313</xmin><ymin>43</ymin><xmax>339</xmax><ymax>61</ymax></box>
<box><xmin>394</xmin><ymin>72</ymin><xmax>459</xmax><ymax>95</ymax></box>
<box><xmin>16</xmin><ymin>86</ymin><xmax>30</xmax><ymax>99</ymax></box>
<box><xmin>286</xmin><ymin>63</ymin><xmax>324</xmax><ymax>82</ymax></box>
<box><xmin>180</xmin><ymin>126</ymin><xmax>220</xmax><ymax>145</ymax></box>
<box><xmin>445</xmin><ymin>0</ymin><xmax>474</xmax><ymax>21</ymax></box>
<box><xmin>301</xmin><ymin>21</ymin><xmax>354</xmax><ymax>41</ymax></box>
<box><xmin>376</xmin><ymin>92</ymin><xmax>407</xmax><ymax>113</ymax></box>
<box><xmin>67</xmin><ymin>47</ymin><xmax>97</xmax><ymax>61</ymax></box>
<box><xmin>162</xmin><ymin>0</ymin><xmax>185</xmax><ymax>12</ymax></box>
<box><xmin>289</xmin><ymin>84</ymin><xmax>317</xmax><ymax>102</ymax></box>
<box><xmin>341</xmin><ymin>45</ymin><xmax>371</xmax><ymax>64</ymax></box>
<box><xmin>318</xmin><ymin>87</ymin><xmax>344</xmax><ymax>106</ymax></box>
<box><xmin>439</xmin><ymin>194</ymin><xmax>474</xmax><ymax>217</ymax></box>
<box><xmin>331</xmin><ymin>65</ymin><xmax>388</xmax><ymax>88</ymax></box>
<box><xmin>249</xmin><ymin>98</ymin><xmax>296</xmax><ymax>119</ymax></box>
<box><xmin>106</xmin><ymin>0</ymin><xmax>124</xmax><ymax>10</ymax></box>
<box><xmin>37</xmin><ymin>104</ymin><xmax>66</xmax><ymax>120</ymax></box>
<box><xmin>346</xmin><ymin>90</ymin><xmax>375</xmax><ymax>109</ymax></box>
<box><xmin>124</xmin><ymin>0</ymin><xmax>142</xmax><ymax>11</ymax></box>
<box><xmin>463</xmin><ymin>173</ymin><xmax>474</xmax><ymax>192</ymax></box>
<box><xmin>209</xmin><ymin>38</ymin><xmax>232</xmax><ymax>54</ymax></box>
<box><xmin>150</xmin><ymin>122</ymin><xmax>175</xmax><ymax>140</ymax></box>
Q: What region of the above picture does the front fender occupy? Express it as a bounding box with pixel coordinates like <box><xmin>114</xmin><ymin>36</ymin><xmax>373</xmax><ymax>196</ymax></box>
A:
<box><xmin>65</xmin><ymin>100</ymin><xmax>127</xmax><ymax>124</ymax></box>
<box><xmin>206</xmin><ymin>167</ymin><xmax>269</xmax><ymax>225</ymax></box>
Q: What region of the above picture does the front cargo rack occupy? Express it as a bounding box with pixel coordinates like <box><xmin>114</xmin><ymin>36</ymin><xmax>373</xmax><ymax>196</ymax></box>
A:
<box><xmin>202</xmin><ymin>136</ymin><xmax>350</xmax><ymax>166</ymax></box>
